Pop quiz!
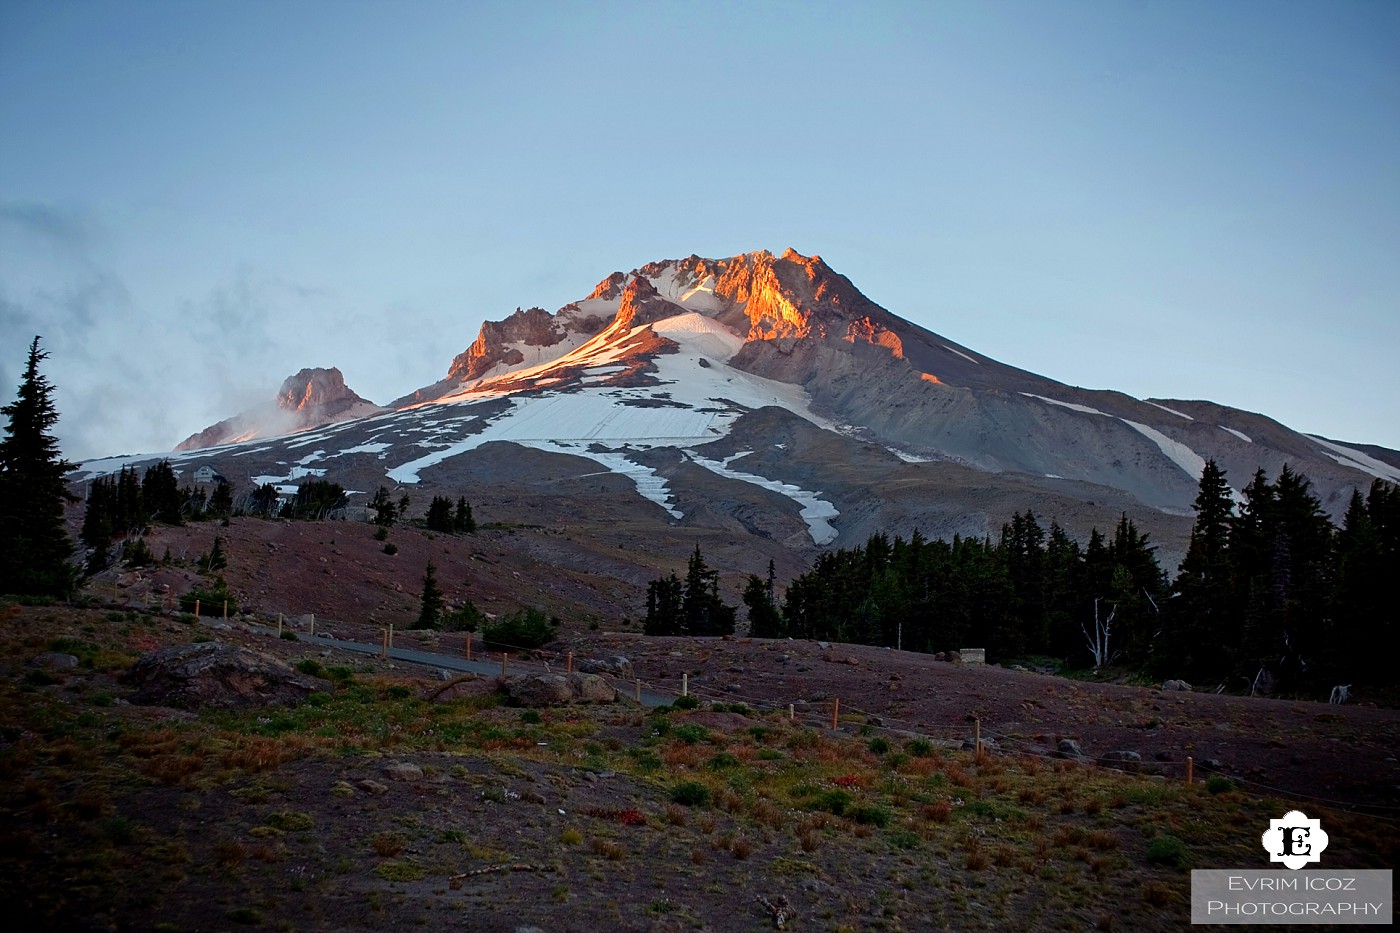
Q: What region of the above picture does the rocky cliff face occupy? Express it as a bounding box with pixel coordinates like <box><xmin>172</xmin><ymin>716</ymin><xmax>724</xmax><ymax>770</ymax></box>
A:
<box><xmin>407</xmin><ymin>248</ymin><xmax>916</xmax><ymax>403</ymax></box>
<box><xmin>175</xmin><ymin>367</ymin><xmax>381</xmax><ymax>451</ymax></box>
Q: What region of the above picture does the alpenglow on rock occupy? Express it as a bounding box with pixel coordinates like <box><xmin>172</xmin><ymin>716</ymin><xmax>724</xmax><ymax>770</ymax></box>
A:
<box><xmin>176</xmin><ymin>366</ymin><xmax>383</xmax><ymax>451</ymax></box>
<box><xmin>83</xmin><ymin>247</ymin><xmax>1398</xmax><ymax>575</ymax></box>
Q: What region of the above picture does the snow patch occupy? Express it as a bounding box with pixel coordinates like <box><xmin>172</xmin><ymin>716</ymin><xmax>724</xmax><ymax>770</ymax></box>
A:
<box><xmin>1220</xmin><ymin>426</ymin><xmax>1253</xmax><ymax>443</ymax></box>
<box><xmin>1121</xmin><ymin>420</ymin><xmax>1205</xmax><ymax>480</ymax></box>
<box><xmin>1309</xmin><ymin>437</ymin><xmax>1400</xmax><ymax>483</ymax></box>
<box><xmin>1021</xmin><ymin>393</ymin><xmax>1110</xmax><ymax>417</ymax></box>
<box><xmin>647</xmin><ymin>266</ymin><xmax>725</xmax><ymax>314</ymax></box>
<box><xmin>686</xmin><ymin>451</ymin><xmax>839</xmax><ymax>545</ymax></box>
<box><xmin>1145</xmin><ymin>401</ymin><xmax>1193</xmax><ymax>420</ymax></box>
<box><xmin>943</xmin><ymin>345</ymin><xmax>980</xmax><ymax>365</ymax></box>
<box><xmin>251</xmin><ymin>466</ymin><xmax>327</xmax><ymax>486</ymax></box>
<box><xmin>515</xmin><ymin>441</ymin><xmax>682</xmax><ymax>518</ymax></box>
<box><xmin>334</xmin><ymin>442</ymin><xmax>393</xmax><ymax>457</ymax></box>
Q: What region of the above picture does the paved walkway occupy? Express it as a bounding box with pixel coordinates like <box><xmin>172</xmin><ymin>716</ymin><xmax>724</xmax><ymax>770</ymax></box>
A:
<box><xmin>245</xmin><ymin>621</ymin><xmax>672</xmax><ymax>707</ymax></box>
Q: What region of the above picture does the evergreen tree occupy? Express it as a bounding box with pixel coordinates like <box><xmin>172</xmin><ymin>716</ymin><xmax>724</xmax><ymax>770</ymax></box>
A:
<box><xmin>1001</xmin><ymin>511</ymin><xmax>1047</xmax><ymax>655</ymax></box>
<box><xmin>678</xmin><ymin>545</ymin><xmax>736</xmax><ymax>636</ymax></box>
<box><xmin>369</xmin><ymin>486</ymin><xmax>397</xmax><ymax>526</ymax></box>
<box><xmin>416</xmin><ymin>561</ymin><xmax>444</xmax><ymax>629</ymax></box>
<box><xmin>1157</xmin><ymin>459</ymin><xmax>1236</xmax><ymax>680</ymax></box>
<box><xmin>743</xmin><ymin>570</ymin><xmax>784</xmax><ymax>638</ymax></box>
<box><xmin>454</xmin><ymin>496</ymin><xmax>476</xmax><ymax>533</ymax></box>
<box><xmin>248</xmin><ymin>483</ymin><xmax>280</xmax><ymax>517</ymax></box>
<box><xmin>1043</xmin><ymin>520</ymin><xmax>1083</xmax><ymax>660</ymax></box>
<box><xmin>123</xmin><ymin>537</ymin><xmax>154</xmax><ymax>567</ymax></box>
<box><xmin>286</xmin><ymin>480</ymin><xmax>346</xmax><ymax>519</ymax></box>
<box><xmin>81</xmin><ymin>473</ymin><xmax>116</xmax><ymax>551</ymax></box>
<box><xmin>198</xmin><ymin>536</ymin><xmax>228</xmax><ymax>572</ymax></box>
<box><xmin>142</xmin><ymin>460</ymin><xmax>183</xmax><ymax>524</ymax></box>
<box><xmin>208</xmin><ymin>480</ymin><xmax>234</xmax><ymax>519</ymax></box>
<box><xmin>1106</xmin><ymin>514</ymin><xmax>1168</xmax><ymax>667</ymax></box>
<box><xmin>643</xmin><ymin>572</ymin><xmax>683</xmax><ymax>636</ymax></box>
<box><xmin>425</xmin><ymin>495</ymin><xmax>454</xmax><ymax>532</ymax></box>
<box><xmin>0</xmin><ymin>337</ymin><xmax>77</xmax><ymax>596</ymax></box>
<box><xmin>115</xmin><ymin>466</ymin><xmax>144</xmax><ymax>532</ymax></box>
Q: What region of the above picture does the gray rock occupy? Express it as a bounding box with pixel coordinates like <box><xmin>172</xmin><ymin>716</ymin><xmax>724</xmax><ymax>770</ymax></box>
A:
<box><xmin>124</xmin><ymin>643</ymin><xmax>328</xmax><ymax>710</ymax></box>
<box><xmin>1098</xmin><ymin>750</ymin><xmax>1142</xmax><ymax>773</ymax></box>
<box><xmin>1056</xmin><ymin>738</ymin><xmax>1088</xmax><ymax>760</ymax></box>
<box><xmin>576</xmin><ymin>656</ymin><xmax>634</xmax><ymax>680</ymax></box>
<box><xmin>501</xmin><ymin>673</ymin><xmax>617</xmax><ymax>708</ymax></box>
<box><xmin>358</xmin><ymin>779</ymin><xmax>389</xmax><ymax>795</ymax></box>
<box><xmin>29</xmin><ymin>652</ymin><xmax>79</xmax><ymax>670</ymax></box>
<box><xmin>383</xmin><ymin>761</ymin><xmax>424</xmax><ymax>782</ymax></box>
<box><xmin>1162</xmin><ymin>679</ymin><xmax>1193</xmax><ymax>692</ymax></box>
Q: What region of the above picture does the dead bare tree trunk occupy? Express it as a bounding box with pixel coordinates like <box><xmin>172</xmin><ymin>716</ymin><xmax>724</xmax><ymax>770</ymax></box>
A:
<box><xmin>1080</xmin><ymin>597</ymin><xmax>1117</xmax><ymax>669</ymax></box>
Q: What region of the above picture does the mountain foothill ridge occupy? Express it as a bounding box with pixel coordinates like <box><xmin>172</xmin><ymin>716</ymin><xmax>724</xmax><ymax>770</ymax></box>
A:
<box><xmin>96</xmin><ymin>247</ymin><xmax>1398</xmax><ymax>572</ymax></box>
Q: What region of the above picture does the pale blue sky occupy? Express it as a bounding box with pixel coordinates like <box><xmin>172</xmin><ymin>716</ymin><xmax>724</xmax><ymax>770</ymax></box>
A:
<box><xmin>2</xmin><ymin>0</ymin><xmax>1397</xmax><ymax>460</ymax></box>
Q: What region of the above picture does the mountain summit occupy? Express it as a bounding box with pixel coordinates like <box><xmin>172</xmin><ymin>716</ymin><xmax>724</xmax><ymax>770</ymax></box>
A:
<box><xmin>96</xmin><ymin>248</ymin><xmax>1397</xmax><ymax>570</ymax></box>
<box><xmin>175</xmin><ymin>367</ymin><xmax>381</xmax><ymax>451</ymax></box>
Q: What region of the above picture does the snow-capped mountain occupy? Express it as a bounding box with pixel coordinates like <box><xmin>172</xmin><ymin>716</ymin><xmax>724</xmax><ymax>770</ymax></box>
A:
<box><xmin>85</xmin><ymin>248</ymin><xmax>1400</xmax><ymax>571</ymax></box>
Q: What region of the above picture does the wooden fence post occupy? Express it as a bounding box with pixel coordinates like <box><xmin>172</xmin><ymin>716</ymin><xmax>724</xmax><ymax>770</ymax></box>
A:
<box><xmin>309</xmin><ymin>614</ymin><xmax>315</xmax><ymax>636</ymax></box>
<box><xmin>1186</xmin><ymin>756</ymin><xmax>1194</xmax><ymax>785</ymax></box>
<box><xmin>566</xmin><ymin>651</ymin><xmax>573</xmax><ymax>673</ymax></box>
<box><xmin>682</xmin><ymin>673</ymin><xmax>688</xmax><ymax>697</ymax></box>
<box><xmin>465</xmin><ymin>635</ymin><xmax>472</xmax><ymax>661</ymax></box>
<box><xmin>388</xmin><ymin>623</ymin><xmax>393</xmax><ymax>649</ymax></box>
<box><xmin>502</xmin><ymin>653</ymin><xmax>509</xmax><ymax>676</ymax></box>
<box><xmin>194</xmin><ymin>599</ymin><xmax>200</xmax><ymax>617</ymax></box>
<box><xmin>381</xmin><ymin>630</ymin><xmax>388</xmax><ymax>659</ymax></box>
<box><xmin>222</xmin><ymin>600</ymin><xmax>228</xmax><ymax>620</ymax></box>
<box><xmin>277</xmin><ymin>614</ymin><xmax>283</xmax><ymax>636</ymax></box>
<box><xmin>788</xmin><ymin>703</ymin><xmax>795</xmax><ymax>722</ymax></box>
<box><xmin>831</xmin><ymin>697</ymin><xmax>840</xmax><ymax>731</ymax></box>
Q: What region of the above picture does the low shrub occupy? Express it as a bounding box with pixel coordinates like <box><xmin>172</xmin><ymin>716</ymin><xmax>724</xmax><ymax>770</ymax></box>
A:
<box><xmin>848</xmin><ymin>804</ymin><xmax>892</xmax><ymax>827</ymax></box>
<box><xmin>808</xmin><ymin>789</ymin><xmax>853</xmax><ymax>816</ymax></box>
<box><xmin>1146</xmin><ymin>834</ymin><xmax>1190</xmax><ymax>868</ymax></box>
<box><xmin>481</xmin><ymin>608</ymin><xmax>556</xmax><ymax>650</ymax></box>
<box><xmin>670</xmin><ymin>781</ymin><xmax>711</xmax><ymax>807</ymax></box>
<box><xmin>1205</xmin><ymin>775</ymin><xmax>1235</xmax><ymax>795</ymax></box>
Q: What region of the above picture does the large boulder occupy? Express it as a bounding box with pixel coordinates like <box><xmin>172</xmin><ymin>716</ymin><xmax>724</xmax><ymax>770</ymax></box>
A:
<box><xmin>124</xmin><ymin>643</ymin><xmax>328</xmax><ymax>710</ymax></box>
<box><xmin>1056</xmin><ymin>738</ymin><xmax>1089</xmax><ymax>761</ymax></box>
<box><xmin>1098</xmin><ymin>750</ymin><xmax>1143</xmax><ymax>773</ymax></box>
<box><xmin>576</xmin><ymin>656</ymin><xmax>634</xmax><ymax>680</ymax></box>
<box><xmin>500</xmin><ymin>673</ymin><xmax>617</xmax><ymax>708</ymax></box>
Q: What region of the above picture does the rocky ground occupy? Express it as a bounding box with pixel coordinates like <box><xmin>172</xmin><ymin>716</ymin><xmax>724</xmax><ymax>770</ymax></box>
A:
<box><xmin>3</xmin><ymin>598</ymin><xmax>1396</xmax><ymax>932</ymax></box>
<box><xmin>98</xmin><ymin>516</ymin><xmax>1400</xmax><ymax>814</ymax></box>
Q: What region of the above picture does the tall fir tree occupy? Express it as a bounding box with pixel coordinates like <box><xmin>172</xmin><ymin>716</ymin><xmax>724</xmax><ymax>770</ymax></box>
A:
<box><xmin>0</xmin><ymin>338</ymin><xmax>77</xmax><ymax>596</ymax></box>
<box><xmin>142</xmin><ymin>460</ymin><xmax>183</xmax><ymax>524</ymax></box>
<box><xmin>743</xmin><ymin>566</ymin><xmax>784</xmax><ymax>638</ymax></box>
<box><xmin>425</xmin><ymin>495</ymin><xmax>454</xmax><ymax>532</ymax></box>
<box><xmin>415</xmin><ymin>561</ymin><xmax>445</xmax><ymax>629</ymax></box>
<box><xmin>681</xmin><ymin>545</ymin><xmax>736</xmax><ymax>636</ymax></box>
<box><xmin>643</xmin><ymin>572</ymin><xmax>683</xmax><ymax>636</ymax></box>
<box><xmin>1157</xmin><ymin>459</ymin><xmax>1236</xmax><ymax>680</ymax></box>
<box><xmin>454</xmin><ymin>496</ymin><xmax>476</xmax><ymax>533</ymax></box>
